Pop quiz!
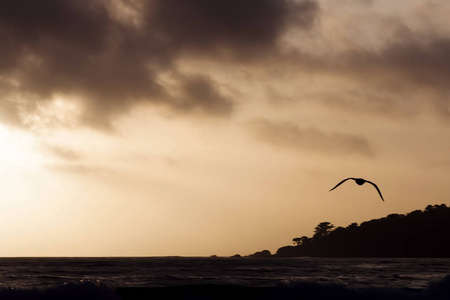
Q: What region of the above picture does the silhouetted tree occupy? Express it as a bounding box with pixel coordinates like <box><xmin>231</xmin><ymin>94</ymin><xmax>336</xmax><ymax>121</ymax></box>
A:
<box><xmin>313</xmin><ymin>222</ymin><xmax>335</xmax><ymax>239</ymax></box>
<box><xmin>347</xmin><ymin>223</ymin><xmax>358</xmax><ymax>229</ymax></box>
<box><xmin>293</xmin><ymin>236</ymin><xmax>309</xmax><ymax>246</ymax></box>
<box><xmin>301</xmin><ymin>236</ymin><xmax>311</xmax><ymax>245</ymax></box>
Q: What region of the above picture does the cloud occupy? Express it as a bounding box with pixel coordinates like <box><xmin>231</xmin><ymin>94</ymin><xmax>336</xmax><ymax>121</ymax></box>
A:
<box><xmin>325</xmin><ymin>34</ymin><xmax>450</xmax><ymax>119</ymax></box>
<box><xmin>146</xmin><ymin>0</ymin><xmax>318</xmax><ymax>60</ymax></box>
<box><xmin>313</xmin><ymin>89</ymin><xmax>422</xmax><ymax>120</ymax></box>
<box><xmin>342</xmin><ymin>38</ymin><xmax>450</xmax><ymax>92</ymax></box>
<box><xmin>173</xmin><ymin>75</ymin><xmax>233</xmax><ymax>116</ymax></box>
<box><xmin>272</xmin><ymin>3</ymin><xmax>450</xmax><ymax>120</ymax></box>
<box><xmin>44</xmin><ymin>163</ymin><xmax>104</xmax><ymax>175</ymax></box>
<box><xmin>0</xmin><ymin>98</ymin><xmax>23</xmax><ymax>128</ymax></box>
<box><xmin>7</xmin><ymin>0</ymin><xmax>450</xmax><ymax>129</ymax></box>
<box><xmin>0</xmin><ymin>0</ymin><xmax>319</xmax><ymax>130</ymax></box>
<box><xmin>40</xmin><ymin>143</ymin><xmax>114</xmax><ymax>175</ymax></box>
<box><xmin>42</xmin><ymin>144</ymin><xmax>82</xmax><ymax>161</ymax></box>
<box><xmin>246</xmin><ymin>118</ymin><xmax>374</xmax><ymax>157</ymax></box>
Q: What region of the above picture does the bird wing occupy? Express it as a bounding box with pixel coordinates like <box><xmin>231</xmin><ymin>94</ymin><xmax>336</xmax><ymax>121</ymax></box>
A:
<box><xmin>365</xmin><ymin>180</ymin><xmax>384</xmax><ymax>201</ymax></box>
<box><xmin>329</xmin><ymin>178</ymin><xmax>355</xmax><ymax>191</ymax></box>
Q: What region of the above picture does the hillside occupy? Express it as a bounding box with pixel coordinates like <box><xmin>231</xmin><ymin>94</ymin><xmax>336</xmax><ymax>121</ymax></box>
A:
<box><xmin>251</xmin><ymin>204</ymin><xmax>450</xmax><ymax>258</ymax></box>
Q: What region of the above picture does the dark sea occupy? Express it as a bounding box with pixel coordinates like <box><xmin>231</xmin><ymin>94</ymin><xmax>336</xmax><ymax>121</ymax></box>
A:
<box><xmin>0</xmin><ymin>257</ymin><xmax>449</xmax><ymax>299</ymax></box>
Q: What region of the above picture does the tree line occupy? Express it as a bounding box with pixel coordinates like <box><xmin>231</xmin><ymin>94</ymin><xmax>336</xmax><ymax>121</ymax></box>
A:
<box><xmin>275</xmin><ymin>204</ymin><xmax>450</xmax><ymax>258</ymax></box>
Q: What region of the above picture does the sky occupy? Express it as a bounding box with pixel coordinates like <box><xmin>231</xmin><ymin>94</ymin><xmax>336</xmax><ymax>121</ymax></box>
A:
<box><xmin>0</xmin><ymin>0</ymin><xmax>450</xmax><ymax>257</ymax></box>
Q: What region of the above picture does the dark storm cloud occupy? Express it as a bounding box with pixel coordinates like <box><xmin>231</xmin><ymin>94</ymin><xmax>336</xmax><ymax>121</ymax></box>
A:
<box><xmin>246</xmin><ymin>118</ymin><xmax>373</xmax><ymax>157</ymax></box>
<box><xmin>174</xmin><ymin>75</ymin><xmax>233</xmax><ymax>116</ymax></box>
<box><xmin>0</xmin><ymin>0</ymin><xmax>151</xmax><ymax>130</ymax></box>
<box><xmin>146</xmin><ymin>0</ymin><xmax>318</xmax><ymax>60</ymax></box>
<box><xmin>0</xmin><ymin>0</ymin><xmax>319</xmax><ymax>130</ymax></box>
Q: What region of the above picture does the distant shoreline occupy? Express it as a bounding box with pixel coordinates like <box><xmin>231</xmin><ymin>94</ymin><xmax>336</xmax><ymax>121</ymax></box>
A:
<box><xmin>246</xmin><ymin>204</ymin><xmax>450</xmax><ymax>259</ymax></box>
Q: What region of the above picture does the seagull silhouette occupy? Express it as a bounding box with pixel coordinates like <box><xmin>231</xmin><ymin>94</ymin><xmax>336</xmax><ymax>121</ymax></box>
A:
<box><xmin>329</xmin><ymin>178</ymin><xmax>384</xmax><ymax>201</ymax></box>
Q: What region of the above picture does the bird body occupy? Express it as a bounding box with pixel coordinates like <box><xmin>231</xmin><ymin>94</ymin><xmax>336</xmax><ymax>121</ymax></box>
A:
<box><xmin>329</xmin><ymin>178</ymin><xmax>384</xmax><ymax>201</ymax></box>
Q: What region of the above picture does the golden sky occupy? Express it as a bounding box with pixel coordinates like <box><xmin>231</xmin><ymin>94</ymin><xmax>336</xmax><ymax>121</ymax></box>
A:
<box><xmin>0</xmin><ymin>0</ymin><xmax>450</xmax><ymax>256</ymax></box>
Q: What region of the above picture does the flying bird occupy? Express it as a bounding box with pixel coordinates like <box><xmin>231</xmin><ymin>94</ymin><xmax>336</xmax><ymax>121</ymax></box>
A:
<box><xmin>329</xmin><ymin>178</ymin><xmax>384</xmax><ymax>201</ymax></box>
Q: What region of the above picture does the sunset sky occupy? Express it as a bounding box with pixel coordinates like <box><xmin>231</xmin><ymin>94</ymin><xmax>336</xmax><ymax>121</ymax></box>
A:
<box><xmin>1</xmin><ymin>0</ymin><xmax>450</xmax><ymax>257</ymax></box>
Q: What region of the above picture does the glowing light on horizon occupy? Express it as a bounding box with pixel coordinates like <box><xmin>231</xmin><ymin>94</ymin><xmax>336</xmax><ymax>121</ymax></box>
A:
<box><xmin>0</xmin><ymin>125</ymin><xmax>43</xmax><ymax>171</ymax></box>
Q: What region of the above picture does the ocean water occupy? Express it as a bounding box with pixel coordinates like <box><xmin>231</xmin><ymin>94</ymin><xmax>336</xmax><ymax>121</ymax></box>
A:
<box><xmin>0</xmin><ymin>257</ymin><xmax>448</xmax><ymax>299</ymax></box>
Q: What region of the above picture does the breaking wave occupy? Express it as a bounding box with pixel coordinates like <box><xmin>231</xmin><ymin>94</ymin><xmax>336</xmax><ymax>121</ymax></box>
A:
<box><xmin>0</xmin><ymin>275</ymin><xmax>449</xmax><ymax>300</ymax></box>
<box><xmin>0</xmin><ymin>282</ymin><xmax>119</xmax><ymax>300</ymax></box>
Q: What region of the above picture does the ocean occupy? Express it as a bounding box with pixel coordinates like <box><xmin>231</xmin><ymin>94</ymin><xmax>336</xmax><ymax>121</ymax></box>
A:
<box><xmin>0</xmin><ymin>257</ymin><xmax>448</xmax><ymax>299</ymax></box>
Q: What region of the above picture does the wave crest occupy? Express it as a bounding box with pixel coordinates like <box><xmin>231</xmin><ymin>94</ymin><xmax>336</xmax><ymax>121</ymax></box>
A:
<box><xmin>0</xmin><ymin>275</ymin><xmax>449</xmax><ymax>300</ymax></box>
